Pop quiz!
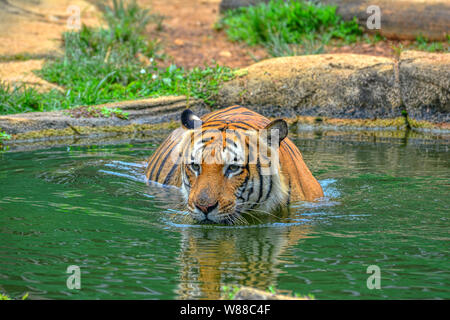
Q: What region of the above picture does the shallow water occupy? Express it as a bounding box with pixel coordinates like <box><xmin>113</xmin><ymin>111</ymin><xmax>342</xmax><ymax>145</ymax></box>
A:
<box><xmin>0</xmin><ymin>133</ymin><xmax>449</xmax><ymax>299</ymax></box>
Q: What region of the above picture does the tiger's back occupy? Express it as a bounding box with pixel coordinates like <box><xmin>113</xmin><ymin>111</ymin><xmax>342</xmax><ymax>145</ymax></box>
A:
<box><xmin>145</xmin><ymin>106</ymin><xmax>323</xmax><ymax>203</ymax></box>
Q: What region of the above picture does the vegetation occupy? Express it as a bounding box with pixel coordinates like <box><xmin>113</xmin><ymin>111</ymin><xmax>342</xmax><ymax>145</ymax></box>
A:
<box><xmin>0</xmin><ymin>131</ymin><xmax>12</xmax><ymax>143</ymax></box>
<box><xmin>219</xmin><ymin>0</ymin><xmax>362</xmax><ymax>56</ymax></box>
<box><xmin>222</xmin><ymin>285</ymin><xmax>240</xmax><ymax>299</ymax></box>
<box><xmin>0</xmin><ymin>292</ymin><xmax>28</xmax><ymax>300</ymax></box>
<box><xmin>0</xmin><ymin>0</ymin><xmax>447</xmax><ymax>116</ymax></box>
<box><xmin>221</xmin><ymin>285</ymin><xmax>315</xmax><ymax>300</ymax></box>
<box><xmin>219</xmin><ymin>0</ymin><xmax>449</xmax><ymax>56</ymax></box>
<box><xmin>0</xmin><ymin>82</ymin><xmax>62</xmax><ymax>114</ymax></box>
<box><xmin>0</xmin><ymin>0</ymin><xmax>234</xmax><ymax>115</ymax></box>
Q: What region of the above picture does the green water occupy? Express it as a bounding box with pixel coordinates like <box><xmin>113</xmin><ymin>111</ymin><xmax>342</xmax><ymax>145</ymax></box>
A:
<box><xmin>0</xmin><ymin>132</ymin><xmax>449</xmax><ymax>299</ymax></box>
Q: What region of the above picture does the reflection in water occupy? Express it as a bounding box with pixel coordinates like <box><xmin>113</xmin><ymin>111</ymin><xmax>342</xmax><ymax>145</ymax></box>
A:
<box><xmin>176</xmin><ymin>223</ymin><xmax>312</xmax><ymax>299</ymax></box>
<box><xmin>142</xmin><ymin>161</ymin><xmax>321</xmax><ymax>299</ymax></box>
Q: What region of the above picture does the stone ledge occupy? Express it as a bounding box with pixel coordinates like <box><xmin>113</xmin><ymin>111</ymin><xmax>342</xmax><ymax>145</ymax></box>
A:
<box><xmin>399</xmin><ymin>51</ymin><xmax>450</xmax><ymax>124</ymax></box>
<box><xmin>1</xmin><ymin>52</ymin><xmax>449</xmax><ymax>146</ymax></box>
<box><xmin>232</xmin><ymin>286</ymin><xmax>310</xmax><ymax>300</ymax></box>
<box><xmin>0</xmin><ymin>96</ymin><xmax>207</xmax><ymax>135</ymax></box>
<box><xmin>216</xmin><ymin>51</ymin><xmax>449</xmax><ymax>126</ymax></box>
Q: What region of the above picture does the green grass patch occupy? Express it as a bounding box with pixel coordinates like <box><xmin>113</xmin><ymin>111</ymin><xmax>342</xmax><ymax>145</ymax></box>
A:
<box><xmin>0</xmin><ymin>131</ymin><xmax>12</xmax><ymax>141</ymax></box>
<box><xmin>0</xmin><ymin>82</ymin><xmax>64</xmax><ymax>114</ymax></box>
<box><xmin>0</xmin><ymin>0</ymin><xmax>234</xmax><ymax>116</ymax></box>
<box><xmin>37</xmin><ymin>0</ymin><xmax>234</xmax><ymax>108</ymax></box>
<box><xmin>220</xmin><ymin>0</ymin><xmax>362</xmax><ymax>56</ymax></box>
<box><xmin>414</xmin><ymin>35</ymin><xmax>449</xmax><ymax>52</ymax></box>
<box><xmin>66</xmin><ymin>105</ymin><xmax>129</xmax><ymax>120</ymax></box>
<box><xmin>221</xmin><ymin>285</ymin><xmax>240</xmax><ymax>299</ymax></box>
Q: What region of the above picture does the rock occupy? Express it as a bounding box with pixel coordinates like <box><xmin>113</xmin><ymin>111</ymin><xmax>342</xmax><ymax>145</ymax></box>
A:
<box><xmin>321</xmin><ymin>0</ymin><xmax>450</xmax><ymax>41</ymax></box>
<box><xmin>174</xmin><ymin>39</ymin><xmax>185</xmax><ymax>46</ymax></box>
<box><xmin>217</xmin><ymin>51</ymin><xmax>449</xmax><ymax>125</ymax></box>
<box><xmin>217</xmin><ymin>54</ymin><xmax>402</xmax><ymax>119</ymax></box>
<box><xmin>399</xmin><ymin>51</ymin><xmax>450</xmax><ymax>123</ymax></box>
<box><xmin>219</xmin><ymin>50</ymin><xmax>232</xmax><ymax>57</ymax></box>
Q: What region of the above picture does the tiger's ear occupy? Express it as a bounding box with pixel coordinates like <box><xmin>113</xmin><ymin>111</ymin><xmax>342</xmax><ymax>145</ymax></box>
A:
<box><xmin>264</xmin><ymin>119</ymin><xmax>288</xmax><ymax>146</ymax></box>
<box><xmin>181</xmin><ymin>109</ymin><xmax>202</xmax><ymax>129</ymax></box>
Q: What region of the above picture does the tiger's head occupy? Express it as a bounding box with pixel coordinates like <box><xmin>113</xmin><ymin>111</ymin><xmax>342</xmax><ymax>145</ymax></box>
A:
<box><xmin>177</xmin><ymin>109</ymin><xmax>289</xmax><ymax>224</ymax></box>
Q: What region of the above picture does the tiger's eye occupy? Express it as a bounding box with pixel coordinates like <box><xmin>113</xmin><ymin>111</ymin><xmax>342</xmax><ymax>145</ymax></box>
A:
<box><xmin>190</xmin><ymin>163</ymin><xmax>200</xmax><ymax>172</ymax></box>
<box><xmin>228</xmin><ymin>165</ymin><xmax>240</xmax><ymax>172</ymax></box>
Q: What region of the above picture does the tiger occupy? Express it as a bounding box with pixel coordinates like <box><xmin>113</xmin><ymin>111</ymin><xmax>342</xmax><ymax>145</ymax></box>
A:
<box><xmin>145</xmin><ymin>105</ymin><xmax>323</xmax><ymax>224</ymax></box>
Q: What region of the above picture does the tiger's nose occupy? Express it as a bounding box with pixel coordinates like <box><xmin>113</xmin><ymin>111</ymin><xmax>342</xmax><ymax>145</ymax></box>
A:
<box><xmin>195</xmin><ymin>202</ymin><xmax>218</xmax><ymax>215</ymax></box>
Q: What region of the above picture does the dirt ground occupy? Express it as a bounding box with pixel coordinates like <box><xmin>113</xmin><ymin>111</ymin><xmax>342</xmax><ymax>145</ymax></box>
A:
<box><xmin>0</xmin><ymin>59</ymin><xmax>60</xmax><ymax>92</ymax></box>
<box><xmin>0</xmin><ymin>0</ymin><xmax>100</xmax><ymax>91</ymax></box>
<box><xmin>0</xmin><ymin>0</ymin><xmax>410</xmax><ymax>90</ymax></box>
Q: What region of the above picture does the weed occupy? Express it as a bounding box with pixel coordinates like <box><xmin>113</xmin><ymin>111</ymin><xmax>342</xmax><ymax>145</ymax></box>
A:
<box><xmin>0</xmin><ymin>131</ymin><xmax>12</xmax><ymax>143</ymax></box>
<box><xmin>0</xmin><ymin>82</ymin><xmax>64</xmax><ymax>114</ymax></box>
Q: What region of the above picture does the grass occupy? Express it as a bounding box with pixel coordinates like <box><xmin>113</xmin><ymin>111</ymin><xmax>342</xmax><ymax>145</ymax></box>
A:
<box><xmin>219</xmin><ymin>0</ymin><xmax>449</xmax><ymax>56</ymax></box>
<box><xmin>66</xmin><ymin>105</ymin><xmax>130</xmax><ymax>120</ymax></box>
<box><xmin>37</xmin><ymin>0</ymin><xmax>234</xmax><ymax>107</ymax></box>
<box><xmin>0</xmin><ymin>82</ymin><xmax>64</xmax><ymax>114</ymax></box>
<box><xmin>219</xmin><ymin>0</ymin><xmax>363</xmax><ymax>56</ymax></box>
<box><xmin>222</xmin><ymin>285</ymin><xmax>240</xmax><ymax>299</ymax></box>
<box><xmin>0</xmin><ymin>131</ymin><xmax>12</xmax><ymax>142</ymax></box>
<box><xmin>0</xmin><ymin>0</ymin><xmax>234</xmax><ymax>116</ymax></box>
